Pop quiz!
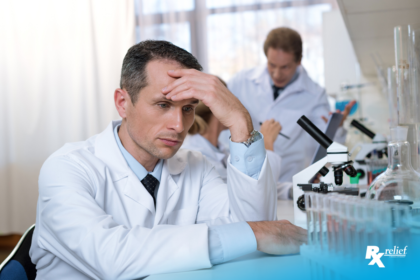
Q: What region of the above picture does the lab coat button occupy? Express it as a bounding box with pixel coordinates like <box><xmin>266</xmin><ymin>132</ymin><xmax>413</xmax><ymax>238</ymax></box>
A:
<box><xmin>234</xmin><ymin>156</ymin><xmax>240</xmax><ymax>162</ymax></box>
<box><xmin>247</xmin><ymin>156</ymin><xmax>253</xmax><ymax>162</ymax></box>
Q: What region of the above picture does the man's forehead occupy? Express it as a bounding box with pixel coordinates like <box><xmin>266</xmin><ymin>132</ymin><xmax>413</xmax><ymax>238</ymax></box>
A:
<box><xmin>267</xmin><ymin>48</ymin><xmax>297</xmax><ymax>64</ymax></box>
<box><xmin>144</xmin><ymin>59</ymin><xmax>184</xmax><ymax>87</ymax></box>
<box><xmin>146</xmin><ymin>59</ymin><xmax>184</xmax><ymax>76</ymax></box>
<box><xmin>141</xmin><ymin>60</ymin><xmax>198</xmax><ymax>104</ymax></box>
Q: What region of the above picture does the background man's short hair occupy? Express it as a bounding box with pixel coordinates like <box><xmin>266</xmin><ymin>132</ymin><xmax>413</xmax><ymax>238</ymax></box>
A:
<box><xmin>120</xmin><ymin>40</ymin><xmax>203</xmax><ymax>104</ymax></box>
<box><xmin>263</xmin><ymin>27</ymin><xmax>302</xmax><ymax>62</ymax></box>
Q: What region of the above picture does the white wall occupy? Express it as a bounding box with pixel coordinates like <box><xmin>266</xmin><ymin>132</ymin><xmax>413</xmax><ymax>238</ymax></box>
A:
<box><xmin>322</xmin><ymin>10</ymin><xmax>390</xmax><ymax>145</ymax></box>
<box><xmin>0</xmin><ymin>0</ymin><xmax>135</xmax><ymax>234</ymax></box>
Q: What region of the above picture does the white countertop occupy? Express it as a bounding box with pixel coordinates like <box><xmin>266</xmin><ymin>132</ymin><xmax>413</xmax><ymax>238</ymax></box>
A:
<box><xmin>146</xmin><ymin>200</ymin><xmax>299</xmax><ymax>280</ymax></box>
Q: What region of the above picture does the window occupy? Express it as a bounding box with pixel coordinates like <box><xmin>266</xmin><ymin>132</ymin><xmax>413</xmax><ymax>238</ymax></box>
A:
<box><xmin>138</xmin><ymin>22</ymin><xmax>192</xmax><ymax>53</ymax></box>
<box><xmin>135</xmin><ymin>0</ymin><xmax>335</xmax><ymax>86</ymax></box>
<box><xmin>141</xmin><ymin>0</ymin><xmax>194</xmax><ymax>14</ymax></box>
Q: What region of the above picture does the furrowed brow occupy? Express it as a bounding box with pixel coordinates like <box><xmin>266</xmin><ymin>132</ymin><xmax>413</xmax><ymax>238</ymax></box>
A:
<box><xmin>152</xmin><ymin>96</ymin><xmax>174</xmax><ymax>103</ymax></box>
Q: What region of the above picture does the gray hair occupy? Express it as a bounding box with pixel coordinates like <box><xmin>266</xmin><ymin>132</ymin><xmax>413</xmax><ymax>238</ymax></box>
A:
<box><xmin>120</xmin><ymin>40</ymin><xmax>203</xmax><ymax>104</ymax></box>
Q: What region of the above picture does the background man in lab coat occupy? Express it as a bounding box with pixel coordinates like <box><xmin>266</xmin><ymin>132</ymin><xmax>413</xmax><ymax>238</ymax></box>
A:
<box><xmin>30</xmin><ymin>40</ymin><xmax>306</xmax><ymax>279</ymax></box>
<box><xmin>227</xmin><ymin>27</ymin><xmax>352</xmax><ymax>199</ymax></box>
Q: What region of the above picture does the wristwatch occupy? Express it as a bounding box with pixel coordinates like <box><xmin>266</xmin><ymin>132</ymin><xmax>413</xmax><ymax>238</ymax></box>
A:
<box><xmin>231</xmin><ymin>130</ymin><xmax>261</xmax><ymax>147</ymax></box>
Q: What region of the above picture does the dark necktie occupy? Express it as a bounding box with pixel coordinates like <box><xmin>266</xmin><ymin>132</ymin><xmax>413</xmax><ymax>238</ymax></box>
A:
<box><xmin>272</xmin><ymin>85</ymin><xmax>283</xmax><ymax>100</ymax></box>
<box><xmin>141</xmin><ymin>174</ymin><xmax>159</xmax><ymax>207</ymax></box>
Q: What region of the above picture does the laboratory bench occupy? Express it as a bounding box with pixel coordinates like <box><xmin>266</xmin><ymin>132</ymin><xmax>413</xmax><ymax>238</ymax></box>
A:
<box><xmin>146</xmin><ymin>200</ymin><xmax>305</xmax><ymax>280</ymax></box>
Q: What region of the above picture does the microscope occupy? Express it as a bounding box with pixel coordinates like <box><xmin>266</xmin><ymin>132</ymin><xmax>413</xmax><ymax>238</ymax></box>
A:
<box><xmin>292</xmin><ymin>116</ymin><xmax>357</xmax><ymax>229</ymax></box>
<box><xmin>349</xmin><ymin>119</ymin><xmax>387</xmax><ymax>186</ymax></box>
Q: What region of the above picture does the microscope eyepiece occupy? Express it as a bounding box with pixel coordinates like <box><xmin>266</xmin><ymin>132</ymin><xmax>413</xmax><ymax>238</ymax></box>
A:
<box><xmin>297</xmin><ymin>115</ymin><xmax>333</xmax><ymax>149</ymax></box>
<box><xmin>350</xmin><ymin>119</ymin><xmax>375</xmax><ymax>139</ymax></box>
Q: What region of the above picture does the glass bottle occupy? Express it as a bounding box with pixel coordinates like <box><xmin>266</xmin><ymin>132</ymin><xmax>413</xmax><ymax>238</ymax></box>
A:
<box><xmin>367</xmin><ymin>126</ymin><xmax>420</xmax><ymax>211</ymax></box>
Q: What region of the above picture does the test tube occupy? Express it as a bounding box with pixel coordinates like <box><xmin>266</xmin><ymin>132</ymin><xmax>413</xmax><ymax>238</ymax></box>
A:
<box><xmin>339</xmin><ymin>195</ymin><xmax>349</xmax><ymax>256</ymax></box>
<box><xmin>305</xmin><ymin>192</ymin><xmax>314</xmax><ymax>246</ymax></box>
<box><xmin>312</xmin><ymin>193</ymin><xmax>321</xmax><ymax>248</ymax></box>
<box><xmin>326</xmin><ymin>193</ymin><xmax>338</xmax><ymax>253</ymax></box>
<box><xmin>330</xmin><ymin>194</ymin><xmax>347</xmax><ymax>255</ymax></box>
<box><xmin>364</xmin><ymin>200</ymin><xmax>380</xmax><ymax>247</ymax></box>
<box><xmin>354</xmin><ymin>198</ymin><xmax>368</xmax><ymax>265</ymax></box>
<box><xmin>318</xmin><ymin>194</ymin><xmax>330</xmax><ymax>251</ymax></box>
<box><xmin>340</xmin><ymin>194</ymin><xmax>352</xmax><ymax>255</ymax></box>
<box><xmin>345</xmin><ymin>196</ymin><xmax>359</xmax><ymax>259</ymax></box>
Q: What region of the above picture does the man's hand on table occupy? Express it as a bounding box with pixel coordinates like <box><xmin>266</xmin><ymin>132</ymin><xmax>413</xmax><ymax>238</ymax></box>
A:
<box><xmin>247</xmin><ymin>220</ymin><xmax>307</xmax><ymax>255</ymax></box>
<box><xmin>162</xmin><ymin>69</ymin><xmax>253</xmax><ymax>142</ymax></box>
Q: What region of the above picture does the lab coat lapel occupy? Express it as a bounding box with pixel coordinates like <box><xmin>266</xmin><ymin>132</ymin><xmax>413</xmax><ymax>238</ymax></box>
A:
<box><xmin>95</xmin><ymin>120</ymin><xmax>156</xmax><ymax>215</ymax></box>
<box><xmin>95</xmin><ymin>120</ymin><xmax>130</xmax><ymax>182</ymax></box>
<box><xmin>254</xmin><ymin>67</ymin><xmax>274</xmax><ymax>101</ymax></box>
<box><xmin>154</xmin><ymin>165</ymin><xmax>179</xmax><ymax>226</ymax></box>
<box><xmin>123</xmin><ymin>172</ymin><xmax>156</xmax><ymax>215</ymax></box>
<box><xmin>154</xmin><ymin>151</ymin><xmax>187</xmax><ymax>225</ymax></box>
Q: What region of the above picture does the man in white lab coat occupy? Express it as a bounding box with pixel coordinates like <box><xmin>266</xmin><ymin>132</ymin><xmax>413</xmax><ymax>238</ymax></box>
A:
<box><xmin>228</xmin><ymin>27</ymin><xmax>349</xmax><ymax>199</ymax></box>
<box><xmin>30</xmin><ymin>40</ymin><xmax>306</xmax><ymax>279</ymax></box>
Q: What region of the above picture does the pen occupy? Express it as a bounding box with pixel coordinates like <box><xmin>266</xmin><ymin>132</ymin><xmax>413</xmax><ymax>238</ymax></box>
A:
<box><xmin>259</xmin><ymin>122</ymin><xmax>290</xmax><ymax>140</ymax></box>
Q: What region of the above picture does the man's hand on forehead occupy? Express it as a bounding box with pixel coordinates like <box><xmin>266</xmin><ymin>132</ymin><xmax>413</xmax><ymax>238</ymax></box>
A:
<box><xmin>161</xmin><ymin>69</ymin><xmax>253</xmax><ymax>142</ymax></box>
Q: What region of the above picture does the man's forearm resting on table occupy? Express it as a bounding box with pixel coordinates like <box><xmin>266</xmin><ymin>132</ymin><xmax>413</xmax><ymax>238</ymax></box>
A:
<box><xmin>208</xmin><ymin>222</ymin><xmax>257</xmax><ymax>264</ymax></box>
<box><xmin>208</xmin><ymin>132</ymin><xmax>267</xmax><ymax>264</ymax></box>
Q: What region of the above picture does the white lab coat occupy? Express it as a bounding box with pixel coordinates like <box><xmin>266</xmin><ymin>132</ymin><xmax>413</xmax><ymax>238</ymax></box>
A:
<box><xmin>182</xmin><ymin>134</ymin><xmax>282</xmax><ymax>183</ymax></box>
<box><xmin>181</xmin><ymin>134</ymin><xmax>229</xmax><ymax>182</ymax></box>
<box><xmin>228</xmin><ymin>66</ymin><xmax>336</xmax><ymax>185</ymax></box>
<box><xmin>30</xmin><ymin>121</ymin><xmax>277</xmax><ymax>280</ymax></box>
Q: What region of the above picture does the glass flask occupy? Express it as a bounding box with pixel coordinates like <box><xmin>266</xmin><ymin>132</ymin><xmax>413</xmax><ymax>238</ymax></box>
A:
<box><xmin>394</xmin><ymin>25</ymin><xmax>420</xmax><ymax>172</ymax></box>
<box><xmin>367</xmin><ymin>126</ymin><xmax>420</xmax><ymax>211</ymax></box>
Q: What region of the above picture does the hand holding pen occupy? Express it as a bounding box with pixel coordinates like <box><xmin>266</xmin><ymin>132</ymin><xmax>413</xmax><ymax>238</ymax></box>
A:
<box><xmin>259</xmin><ymin>121</ymin><xmax>290</xmax><ymax>140</ymax></box>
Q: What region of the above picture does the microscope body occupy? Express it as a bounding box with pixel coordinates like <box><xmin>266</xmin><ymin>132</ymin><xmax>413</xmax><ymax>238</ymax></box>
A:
<box><xmin>293</xmin><ymin>142</ymin><xmax>351</xmax><ymax>228</ymax></box>
<box><xmin>351</xmin><ymin>134</ymin><xmax>387</xmax><ymax>186</ymax></box>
